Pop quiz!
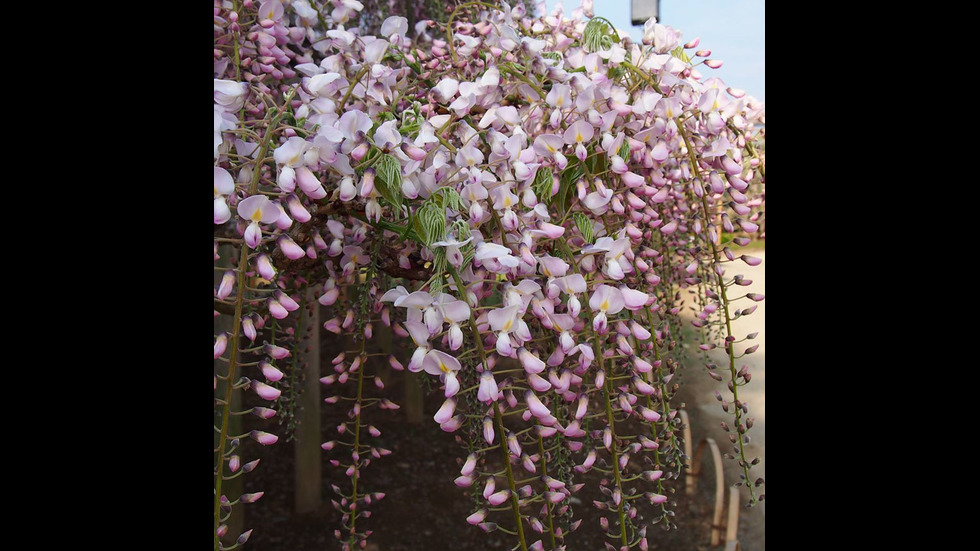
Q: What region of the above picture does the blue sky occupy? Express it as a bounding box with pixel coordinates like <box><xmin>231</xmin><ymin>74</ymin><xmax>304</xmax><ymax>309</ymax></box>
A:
<box><xmin>541</xmin><ymin>0</ymin><xmax>765</xmax><ymax>103</ymax></box>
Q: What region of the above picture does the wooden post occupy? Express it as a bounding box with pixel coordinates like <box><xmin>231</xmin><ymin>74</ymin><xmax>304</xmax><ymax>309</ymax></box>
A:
<box><xmin>680</xmin><ymin>409</ymin><xmax>695</xmax><ymax>496</ymax></box>
<box><xmin>293</xmin><ymin>288</ymin><xmax>322</xmax><ymax>514</ymax></box>
<box><xmin>404</xmin><ymin>369</ymin><xmax>424</xmax><ymax>425</ymax></box>
<box><xmin>724</xmin><ymin>487</ymin><xmax>740</xmax><ymax>550</ymax></box>
<box><xmin>691</xmin><ymin>438</ymin><xmax>725</xmax><ymax>546</ymax></box>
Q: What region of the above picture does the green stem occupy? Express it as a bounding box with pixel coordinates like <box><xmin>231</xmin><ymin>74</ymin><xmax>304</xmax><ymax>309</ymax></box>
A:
<box><xmin>494</xmin><ymin>407</ymin><xmax>528</xmax><ymax>551</ymax></box>
<box><xmin>446</xmin><ymin>265</ymin><xmax>528</xmax><ymax>551</ymax></box>
<box><xmin>348</xmin><ymin>337</ymin><xmax>366</xmax><ymax>545</ymax></box>
<box><xmin>675</xmin><ymin>120</ymin><xmax>757</xmax><ymax>504</ymax></box>
<box><xmin>602</xmin><ymin>374</ymin><xmax>629</xmax><ymax>548</ymax></box>
<box><xmin>538</xmin><ymin>430</ymin><xmax>557</xmax><ymax>550</ymax></box>
<box><xmin>214</xmin><ymin>89</ymin><xmax>295</xmax><ymax>550</ymax></box>
<box><xmin>339</xmin><ymin>65</ymin><xmax>370</xmax><ymax>111</ymax></box>
<box><xmin>554</xmin><ymin>237</ymin><xmax>629</xmax><ymax>547</ymax></box>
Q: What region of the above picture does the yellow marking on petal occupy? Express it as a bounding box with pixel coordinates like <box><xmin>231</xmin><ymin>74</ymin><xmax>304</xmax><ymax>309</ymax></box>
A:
<box><xmin>601</xmin><ymin>299</ymin><xmax>610</xmax><ymax>311</ymax></box>
<box><xmin>252</xmin><ymin>209</ymin><xmax>264</xmax><ymax>222</ymax></box>
<box><xmin>440</xmin><ymin>362</ymin><xmax>451</xmax><ymax>373</ymax></box>
<box><xmin>554</xmin><ymin>322</ymin><xmax>562</xmax><ymax>332</ymax></box>
<box><xmin>547</xmin><ymin>145</ymin><xmax>555</xmax><ymax>153</ymax></box>
<box><xmin>503</xmin><ymin>319</ymin><xmax>513</xmax><ymax>331</ymax></box>
<box><xmin>575</xmin><ymin>132</ymin><xmax>583</xmax><ymax>143</ymax></box>
<box><xmin>543</xmin><ymin>267</ymin><xmax>551</xmax><ymax>277</ymax></box>
<box><xmin>504</xmin><ymin>196</ymin><xmax>512</xmax><ymax>207</ymax></box>
<box><xmin>556</xmin><ymin>97</ymin><xmax>563</xmax><ymax>107</ymax></box>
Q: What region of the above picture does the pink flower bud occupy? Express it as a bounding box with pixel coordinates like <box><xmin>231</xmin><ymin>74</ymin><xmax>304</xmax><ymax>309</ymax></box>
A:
<box><xmin>284</xmin><ymin>194</ymin><xmax>311</xmax><ymax>223</ymax></box>
<box><xmin>268</xmin><ymin>298</ymin><xmax>288</xmax><ymax>319</ymax></box>
<box><xmin>526</xmin><ymin>391</ymin><xmax>551</xmax><ymax>419</ymax></box>
<box><xmin>359</xmin><ymin>168</ymin><xmax>376</xmax><ymax>198</ymax></box>
<box><xmin>483</xmin><ymin>477</ymin><xmax>496</xmax><ymax>499</ymax></box>
<box><xmin>259</xmin><ymin>360</ymin><xmax>283</xmax><ymax>383</ymax></box>
<box><xmin>250</xmin><ymin>430</ymin><xmax>279</xmax><ymax>445</ymax></box>
<box><xmin>255</xmin><ymin>253</ymin><xmax>276</xmax><ymax>280</ymax></box>
<box><xmin>483</xmin><ymin>417</ymin><xmax>495</xmax><ymax>444</ymax></box>
<box><xmin>433</xmin><ymin>398</ymin><xmax>457</xmax><ymax>424</ymax></box>
<box><xmin>237</xmin><ymin>530</ymin><xmax>253</xmax><ymax>545</ymax></box>
<box><xmin>575</xmin><ymin>450</ymin><xmax>596</xmax><ymax>473</ymax></box>
<box><xmin>214</xmin><ymin>333</ymin><xmax>228</xmax><ymax>359</ymax></box>
<box><xmin>467</xmin><ymin>509</ymin><xmax>488</xmax><ymax>525</ymax></box>
<box><xmin>216</xmin><ymin>271</ymin><xmax>235</xmax><ymax>299</ymax></box>
<box><xmin>401</xmin><ymin>142</ymin><xmax>427</xmax><ymax>161</ymax></box>
<box><xmin>252</xmin><ymin>381</ymin><xmax>281</xmax><ymax>400</ymax></box>
<box><xmin>253</xmin><ymin>407</ymin><xmax>277</xmax><ymax>419</ymax></box>
<box><xmin>507</xmin><ymin>433</ymin><xmax>522</xmax><ymax>457</ymax></box>
<box><xmin>488</xmin><ymin>490</ymin><xmax>511</xmax><ymax>506</ymax></box>
<box><xmin>461</xmin><ymin>453</ymin><xmax>478</xmax><ymax>476</ymax></box>
<box><xmin>264</xmin><ymin>343</ymin><xmax>290</xmax><ymax>359</ymax></box>
<box><xmin>240</xmin><ymin>492</ymin><xmax>264</xmax><ymax>503</ymax></box>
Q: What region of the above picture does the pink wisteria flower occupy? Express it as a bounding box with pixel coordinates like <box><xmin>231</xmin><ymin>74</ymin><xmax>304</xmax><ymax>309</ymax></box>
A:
<box><xmin>432</xmin><ymin>235</ymin><xmax>474</xmax><ymax>268</ymax></box>
<box><xmin>237</xmin><ymin>195</ymin><xmax>281</xmax><ymax>249</ymax></box>
<box><xmin>488</xmin><ymin>304</ymin><xmax>528</xmax><ymax>356</ymax></box>
<box><xmin>432</xmin><ymin>294</ymin><xmax>471</xmax><ymax>350</ymax></box>
<box><xmin>589</xmin><ymin>285</ymin><xmax>626</xmax><ymax>333</ymax></box>
<box><xmin>563</xmin><ymin>120</ymin><xmax>595</xmax><ymax>162</ymax></box>
<box><xmin>213</xmin><ymin>2</ymin><xmax>766</xmax><ymax>545</ymax></box>
<box><xmin>423</xmin><ymin>349</ymin><xmax>462</xmax><ymax>397</ymax></box>
<box><xmin>214</xmin><ymin>167</ymin><xmax>235</xmax><ymax>224</ymax></box>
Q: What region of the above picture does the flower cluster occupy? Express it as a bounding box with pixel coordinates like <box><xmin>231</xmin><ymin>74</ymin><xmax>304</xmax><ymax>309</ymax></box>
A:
<box><xmin>214</xmin><ymin>1</ymin><xmax>765</xmax><ymax>549</ymax></box>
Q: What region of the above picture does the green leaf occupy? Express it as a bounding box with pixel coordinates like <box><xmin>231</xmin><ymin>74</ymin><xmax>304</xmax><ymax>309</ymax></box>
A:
<box><xmin>583</xmin><ymin>18</ymin><xmax>610</xmax><ymax>52</ymax></box>
<box><xmin>415</xmin><ymin>200</ymin><xmax>446</xmax><ymax>247</ymax></box>
<box><xmin>558</xmin><ymin>160</ymin><xmax>584</xmax><ymax>213</ymax></box>
<box><xmin>670</xmin><ymin>46</ymin><xmax>691</xmax><ymax>63</ymax></box>
<box><xmin>374</xmin><ymin>154</ymin><xmax>404</xmax><ymax>210</ymax></box>
<box><xmin>583</xmin><ymin>16</ymin><xmax>620</xmax><ymax>53</ymax></box>
<box><xmin>460</xmin><ymin>247</ymin><xmax>475</xmax><ymax>272</ymax></box>
<box><xmin>432</xmin><ymin>187</ymin><xmax>464</xmax><ymax>212</ymax></box>
<box><xmin>572</xmin><ymin>212</ymin><xmax>595</xmax><ymax>244</ymax></box>
<box><xmin>542</xmin><ymin>52</ymin><xmax>563</xmax><ymax>63</ymax></box>
<box><xmin>451</xmin><ymin>219</ymin><xmax>472</xmax><ymax>242</ymax></box>
<box><xmin>533</xmin><ymin>166</ymin><xmax>554</xmax><ymax>202</ymax></box>
<box><xmin>618</xmin><ymin>140</ymin><xmax>630</xmax><ymax>160</ymax></box>
<box><xmin>430</xmin><ymin>252</ymin><xmax>447</xmax><ymax>294</ymax></box>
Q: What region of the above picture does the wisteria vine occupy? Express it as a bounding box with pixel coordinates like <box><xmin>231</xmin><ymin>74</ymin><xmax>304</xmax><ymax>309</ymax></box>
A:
<box><xmin>213</xmin><ymin>0</ymin><xmax>765</xmax><ymax>549</ymax></box>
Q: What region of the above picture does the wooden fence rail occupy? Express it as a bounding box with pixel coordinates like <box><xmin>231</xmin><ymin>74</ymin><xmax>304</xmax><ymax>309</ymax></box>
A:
<box><xmin>679</xmin><ymin>409</ymin><xmax>742</xmax><ymax>549</ymax></box>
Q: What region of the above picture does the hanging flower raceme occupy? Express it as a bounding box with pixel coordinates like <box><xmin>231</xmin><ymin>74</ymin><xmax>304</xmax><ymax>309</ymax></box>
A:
<box><xmin>214</xmin><ymin>1</ymin><xmax>765</xmax><ymax>548</ymax></box>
